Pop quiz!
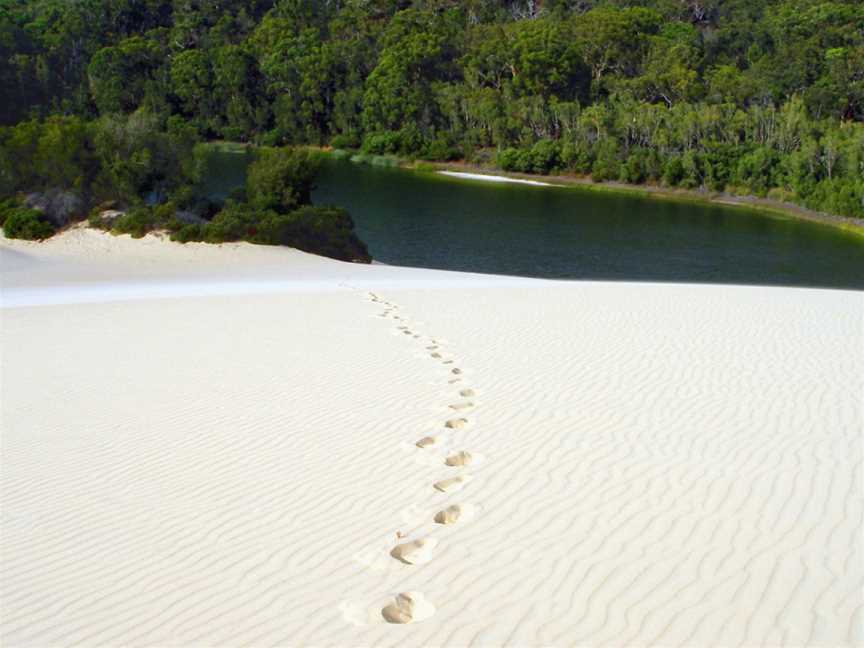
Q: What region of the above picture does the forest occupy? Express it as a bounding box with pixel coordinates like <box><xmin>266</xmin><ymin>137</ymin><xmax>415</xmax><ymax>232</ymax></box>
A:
<box><xmin>0</xmin><ymin>0</ymin><xmax>862</xmax><ymax>247</ymax></box>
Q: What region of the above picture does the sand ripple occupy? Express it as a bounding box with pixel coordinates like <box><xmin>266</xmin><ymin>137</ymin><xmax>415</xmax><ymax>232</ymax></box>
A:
<box><xmin>1</xmin><ymin>263</ymin><xmax>861</xmax><ymax>646</ymax></box>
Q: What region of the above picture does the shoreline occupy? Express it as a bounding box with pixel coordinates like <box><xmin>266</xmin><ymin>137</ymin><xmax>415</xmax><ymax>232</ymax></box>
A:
<box><xmin>415</xmin><ymin>160</ymin><xmax>864</xmax><ymax>238</ymax></box>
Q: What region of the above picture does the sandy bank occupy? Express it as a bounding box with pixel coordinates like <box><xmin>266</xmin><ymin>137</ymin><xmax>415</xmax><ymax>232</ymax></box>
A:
<box><xmin>436</xmin><ymin>170</ymin><xmax>559</xmax><ymax>187</ymax></box>
<box><xmin>1</xmin><ymin>230</ymin><xmax>862</xmax><ymax>646</ymax></box>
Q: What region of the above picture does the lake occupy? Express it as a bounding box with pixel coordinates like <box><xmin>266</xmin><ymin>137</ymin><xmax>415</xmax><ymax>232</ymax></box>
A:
<box><xmin>211</xmin><ymin>152</ymin><xmax>864</xmax><ymax>290</ymax></box>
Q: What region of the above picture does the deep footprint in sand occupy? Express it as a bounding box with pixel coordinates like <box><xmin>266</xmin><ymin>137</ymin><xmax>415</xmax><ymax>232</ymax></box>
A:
<box><xmin>390</xmin><ymin>537</ymin><xmax>437</xmax><ymax>565</ymax></box>
<box><xmin>415</xmin><ymin>436</ymin><xmax>439</xmax><ymax>448</ymax></box>
<box><xmin>451</xmin><ymin>368</ymin><xmax>463</xmax><ymax>375</ymax></box>
<box><xmin>459</xmin><ymin>389</ymin><xmax>475</xmax><ymax>397</ymax></box>
<box><xmin>449</xmin><ymin>401</ymin><xmax>473</xmax><ymax>411</ymax></box>
<box><xmin>434</xmin><ymin>504</ymin><xmax>466</xmax><ymax>525</ymax></box>
<box><xmin>445</xmin><ymin>418</ymin><xmax>468</xmax><ymax>429</ymax></box>
<box><xmin>382</xmin><ymin>592</ymin><xmax>436</xmax><ymax>624</ymax></box>
<box><xmin>434</xmin><ymin>475</ymin><xmax>471</xmax><ymax>492</ymax></box>
<box><xmin>445</xmin><ymin>450</ymin><xmax>473</xmax><ymax>467</ymax></box>
<box><xmin>430</xmin><ymin>352</ymin><xmax>442</xmax><ymax>359</ymax></box>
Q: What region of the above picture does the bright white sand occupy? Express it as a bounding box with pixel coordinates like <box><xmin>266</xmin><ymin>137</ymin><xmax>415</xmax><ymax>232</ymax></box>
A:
<box><xmin>437</xmin><ymin>171</ymin><xmax>559</xmax><ymax>187</ymax></box>
<box><xmin>1</xmin><ymin>228</ymin><xmax>862</xmax><ymax>647</ymax></box>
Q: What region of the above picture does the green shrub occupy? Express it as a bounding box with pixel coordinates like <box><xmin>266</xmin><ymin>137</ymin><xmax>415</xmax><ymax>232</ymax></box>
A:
<box><xmin>247</xmin><ymin>148</ymin><xmax>319</xmax><ymax>213</ymax></box>
<box><xmin>3</xmin><ymin>208</ymin><xmax>56</xmax><ymax>240</ymax></box>
<box><xmin>271</xmin><ymin>206</ymin><xmax>371</xmax><ymax>262</ymax></box>
<box><xmin>195</xmin><ymin>202</ymin><xmax>370</xmax><ymax>261</ymax></box>
<box><xmin>733</xmin><ymin>147</ymin><xmax>781</xmax><ymax>196</ymax></box>
<box><xmin>591</xmin><ymin>142</ymin><xmax>620</xmax><ymax>182</ymax></box>
<box><xmin>560</xmin><ymin>142</ymin><xmax>594</xmax><ymax>174</ymax></box>
<box><xmin>259</xmin><ymin>129</ymin><xmax>283</xmax><ymax>147</ymax></box>
<box><xmin>662</xmin><ymin>155</ymin><xmax>685</xmax><ymax>186</ymax></box>
<box><xmin>200</xmin><ymin>202</ymin><xmax>259</xmax><ymax>243</ymax></box>
<box><xmin>422</xmin><ymin>136</ymin><xmax>458</xmax><ymax>161</ymax></box>
<box><xmin>805</xmin><ymin>179</ymin><xmax>864</xmax><ymax>218</ymax></box>
<box><xmin>528</xmin><ymin>140</ymin><xmax>561</xmax><ymax>174</ymax></box>
<box><xmin>362</xmin><ymin>131</ymin><xmax>402</xmax><ymax>155</ymax></box>
<box><xmin>497</xmin><ymin>148</ymin><xmax>522</xmax><ymax>172</ymax></box>
<box><xmin>725</xmin><ymin>184</ymin><xmax>751</xmax><ymax>197</ymax></box>
<box><xmin>170</xmin><ymin>223</ymin><xmax>203</xmax><ymax>243</ymax></box>
<box><xmin>467</xmin><ymin>148</ymin><xmax>495</xmax><ymax>167</ymax></box>
<box><xmin>152</xmin><ymin>201</ymin><xmax>177</xmax><ymax>225</ymax></box>
<box><xmin>111</xmin><ymin>206</ymin><xmax>155</xmax><ymax>238</ymax></box>
<box><xmin>620</xmin><ymin>152</ymin><xmax>647</xmax><ymax>184</ymax></box>
<box><xmin>680</xmin><ymin>151</ymin><xmax>702</xmax><ymax>190</ymax></box>
<box><xmin>767</xmin><ymin>187</ymin><xmax>795</xmax><ymax>203</ymax></box>
<box><xmin>0</xmin><ymin>197</ymin><xmax>21</xmax><ymax>227</ymax></box>
<box><xmin>330</xmin><ymin>133</ymin><xmax>359</xmax><ymax>149</ymax></box>
<box><xmin>88</xmin><ymin>209</ymin><xmax>107</xmax><ymax>229</ymax></box>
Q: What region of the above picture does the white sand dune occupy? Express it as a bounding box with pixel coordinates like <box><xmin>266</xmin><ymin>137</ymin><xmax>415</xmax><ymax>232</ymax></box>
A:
<box><xmin>437</xmin><ymin>170</ymin><xmax>559</xmax><ymax>187</ymax></box>
<box><xmin>1</xmin><ymin>228</ymin><xmax>862</xmax><ymax>647</ymax></box>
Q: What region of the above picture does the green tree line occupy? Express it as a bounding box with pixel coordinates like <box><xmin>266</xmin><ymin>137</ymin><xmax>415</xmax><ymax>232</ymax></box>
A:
<box><xmin>0</xmin><ymin>112</ymin><xmax>369</xmax><ymax>260</ymax></box>
<box><xmin>1</xmin><ymin>0</ymin><xmax>863</xmax><ymax>221</ymax></box>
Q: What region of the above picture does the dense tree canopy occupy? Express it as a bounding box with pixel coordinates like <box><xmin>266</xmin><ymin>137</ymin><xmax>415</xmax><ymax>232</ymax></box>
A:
<box><xmin>0</xmin><ymin>0</ymin><xmax>863</xmax><ymax>219</ymax></box>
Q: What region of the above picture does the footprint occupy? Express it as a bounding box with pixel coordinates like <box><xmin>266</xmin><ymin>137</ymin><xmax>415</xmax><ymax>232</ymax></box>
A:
<box><xmin>451</xmin><ymin>368</ymin><xmax>462</xmax><ymax>375</ymax></box>
<box><xmin>459</xmin><ymin>389</ymin><xmax>475</xmax><ymax>397</ymax></box>
<box><xmin>382</xmin><ymin>592</ymin><xmax>436</xmax><ymax>624</ymax></box>
<box><xmin>448</xmin><ymin>378</ymin><xmax>462</xmax><ymax>384</ymax></box>
<box><xmin>434</xmin><ymin>475</ymin><xmax>470</xmax><ymax>492</ymax></box>
<box><xmin>416</xmin><ymin>436</ymin><xmax>439</xmax><ymax>448</ymax></box>
<box><xmin>445</xmin><ymin>450</ymin><xmax>473</xmax><ymax>467</ymax></box>
<box><xmin>427</xmin><ymin>345</ymin><xmax>438</xmax><ymax>351</ymax></box>
<box><xmin>449</xmin><ymin>401</ymin><xmax>473</xmax><ymax>411</ymax></box>
<box><xmin>430</xmin><ymin>352</ymin><xmax>442</xmax><ymax>359</ymax></box>
<box><xmin>390</xmin><ymin>538</ymin><xmax>437</xmax><ymax>565</ymax></box>
<box><xmin>445</xmin><ymin>418</ymin><xmax>468</xmax><ymax>429</ymax></box>
<box><xmin>403</xmin><ymin>330</ymin><xmax>413</xmax><ymax>335</ymax></box>
<box><xmin>434</xmin><ymin>504</ymin><xmax>465</xmax><ymax>525</ymax></box>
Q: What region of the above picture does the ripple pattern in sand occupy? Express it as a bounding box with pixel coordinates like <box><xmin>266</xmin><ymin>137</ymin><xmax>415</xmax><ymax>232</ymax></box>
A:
<box><xmin>1</xmin><ymin>282</ymin><xmax>861</xmax><ymax>647</ymax></box>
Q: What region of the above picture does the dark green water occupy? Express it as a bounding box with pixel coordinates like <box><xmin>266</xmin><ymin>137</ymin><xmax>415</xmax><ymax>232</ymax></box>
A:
<box><xmin>315</xmin><ymin>160</ymin><xmax>864</xmax><ymax>289</ymax></box>
<box><xmin>207</xmin><ymin>153</ymin><xmax>864</xmax><ymax>289</ymax></box>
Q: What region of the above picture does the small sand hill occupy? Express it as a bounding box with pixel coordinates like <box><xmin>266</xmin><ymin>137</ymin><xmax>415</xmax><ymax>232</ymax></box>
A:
<box><xmin>1</xmin><ymin>229</ymin><xmax>862</xmax><ymax>646</ymax></box>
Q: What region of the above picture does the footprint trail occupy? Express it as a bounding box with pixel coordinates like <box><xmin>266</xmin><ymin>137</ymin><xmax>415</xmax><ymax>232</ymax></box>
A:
<box><xmin>344</xmin><ymin>289</ymin><xmax>489</xmax><ymax>626</ymax></box>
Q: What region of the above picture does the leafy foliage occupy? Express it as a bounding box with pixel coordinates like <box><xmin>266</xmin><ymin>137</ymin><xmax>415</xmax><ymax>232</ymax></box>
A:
<box><xmin>1</xmin><ymin>0</ymin><xmax>863</xmax><ymax>219</ymax></box>
<box><xmin>2</xmin><ymin>207</ymin><xmax>56</xmax><ymax>240</ymax></box>
<box><xmin>246</xmin><ymin>147</ymin><xmax>319</xmax><ymax>212</ymax></box>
